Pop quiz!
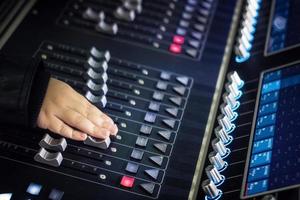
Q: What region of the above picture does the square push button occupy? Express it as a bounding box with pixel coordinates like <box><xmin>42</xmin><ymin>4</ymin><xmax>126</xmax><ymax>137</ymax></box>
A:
<box><xmin>131</xmin><ymin>149</ymin><xmax>144</xmax><ymax>160</ymax></box>
<box><xmin>136</xmin><ymin>136</ymin><xmax>148</xmax><ymax>147</ymax></box>
<box><xmin>140</xmin><ymin>125</ymin><xmax>152</xmax><ymax>135</ymax></box>
<box><xmin>148</xmin><ymin>102</ymin><xmax>160</xmax><ymax>112</ymax></box>
<box><xmin>156</xmin><ymin>81</ymin><xmax>168</xmax><ymax>91</ymax></box>
<box><xmin>120</xmin><ymin>176</ymin><xmax>135</xmax><ymax>188</ymax></box>
<box><xmin>26</xmin><ymin>183</ymin><xmax>42</xmax><ymax>196</ymax></box>
<box><xmin>144</xmin><ymin>112</ymin><xmax>156</xmax><ymax>123</ymax></box>
<box><xmin>125</xmin><ymin>162</ymin><xmax>139</xmax><ymax>174</ymax></box>
<box><xmin>49</xmin><ymin>189</ymin><xmax>64</xmax><ymax>200</ymax></box>
<box><xmin>152</xmin><ymin>91</ymin><xmax>164</xmax><ymax>101</ymax></box>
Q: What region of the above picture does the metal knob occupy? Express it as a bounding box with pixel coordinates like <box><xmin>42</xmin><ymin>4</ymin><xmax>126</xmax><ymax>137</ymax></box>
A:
<box><xmin>114</xmin><ymin>6</ymin><xmax>136</xmax><ymax>21</ymax></box>
<box><xmin>227</xmin><ymin>71</ymin><xmax>244</xmax><ymax>89</ymax></box>
<box><xmin>95</xmin><ymin>13</ymin><xmax>118</xmax><ymax>35</ymax></box>
<box><xmin>202</xmin><ymin>179</ymin><xmax>222</xmax><ymax>199</ymax></box>
<box><xmin>85</xmin><ymin>68</ymin><xmax>108</xmax><ymax>84</ymax></box>
<box><xmin>220</xmin><ymin>103</ymin><xmax>237</xmax><ymax>121</ymax></box>
<box><xmin>225</xmin><ymin>82</ymin><xmax>242</xmax><ymax>99</ymax></box>
<box><xmin>39</xmin><ymin>134</ymin><xmax>67</xmax><ymax>152</ymax></box>
<box><xmin>86</xmin><ymin>57</ymin><xmax>108</xmax><ymax>73</ymax></box>
<box><xmin>214</xmin><ymin>126</ymin><xmax>233</xmax><ymax>145</ymax></box>
<box><xmin>212</xmin><ymin>138</ymin><xmax>230</xmax><ymax>158</ymax></box>
<box><xmin>86</xmin><ymin>79</ymin><xmax>108</xmax><ymax>96</ymax></box>
<box><xmin>82</xmin><ymin>7</ymin><xmax>98</xmax><ymax>21</ymax></box>
<box><xmin>205</xmin><ymin>165</ymin><xmax>225</xmax><ymax>186</ymax></box>
<box><xmin>84</xmin><ymin>136</ymin><xmax>111</xmax><ymax>149</ymax></box>
<box><xmin>90</xmin><ymin>47</ymin><xmax>111</xmax><ymax>62</ymax></box>
<box><xmin>208</xmin><ymin>151</ymin><xmax>227</xmax><ymax>172</ymax></box>
<box><xmin>85</xmin><ymin>91</ymin><xmax>107</xmax><ymax>108</ymax></box>
<box><xmin>217</xmin><ymin>114</ymin><xmax>235</xmax><ymax>134</ymax></box>
<box><xmin>223</xmin><ymin>92</ymin><xmax>240</xmax><ymax>111</ymax></box>
<box><xmin>34</xmin><ymin>148</ymin><xmax>63</xmax><ymax>167</ymax></box>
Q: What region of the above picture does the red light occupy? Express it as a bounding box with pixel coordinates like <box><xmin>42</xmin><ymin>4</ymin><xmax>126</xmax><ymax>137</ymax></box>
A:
<box><xmin>173</xmin><ymin>35</ymin><xmax>185</xmax><ymax>44</ymax></box>
<box><xmin>169</xmin><ymin>44</ymin><xmax>182</xmax><ymax>54</ymax></box>
<box><xmin>120</xmin><ymin>176</ymin><xmax>135</xmax><ymax>188</ymax></box>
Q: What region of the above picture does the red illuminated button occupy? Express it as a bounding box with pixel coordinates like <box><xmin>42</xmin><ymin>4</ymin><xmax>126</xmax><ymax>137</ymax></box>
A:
<box><xmin>173</xmin><ymin>35</ymin><xmax>185</xmax><ymax>44</ymax></box>
<box><xmin>169</xmin><ymin>44</ymin><xmax>182</xmax><ymax>54</ymax></box>
<box><xmin>120</xmin><ymin>176</ymin><xmax>135</xmax><ymax>188</ymax></box>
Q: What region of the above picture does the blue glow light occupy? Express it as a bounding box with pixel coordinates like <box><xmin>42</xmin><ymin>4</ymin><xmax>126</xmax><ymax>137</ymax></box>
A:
<box><xmin>218</xmin><ymin>161</ymin><xmax>228</xmax><ymax>172</ymax></box>
<box><xmin>235</xmin><ymin>54</ymin><xmax>250</xmax><ymax>63</ymax></box>
<box><xmin>230</xmin><ymin>112</ymin><xmax>238</xmax><ymax>122</ymax></box>
<box><xmin>225</xmin><ymin>124</ymin><xmax>236</xmax><ymax>134</ymax></box>
<box><xmin>26</xmin><ymin>183</ymin><xmax>42</xmax><ymax>196</ymax></box>
<box><xmin>224</xmin><ymin>135</ymin><xmax>234</xmax><ymax>146</ymax></box>
<box><xmin>221</xmin><ymin>148</ymin><xmax>231</xmax><ymax>159</ymax></box>
<box><xmin>231</xmin><ymin>101</ymin><xmax>240</xmax><ymax>111</ymax></box>
<box><xmin>237</xmin><ymin>80</ymin><xmax>245</xmax><ymax>89</ymax></box>
<box><xmin>205</xmin><ymin>190</ymin><xmax>223</xmax><ymax>200</ymax></box>
<box><xmin>215</xmin><ymin>175</ymin><xmax>226</xmax><ymax>186</ymax></box>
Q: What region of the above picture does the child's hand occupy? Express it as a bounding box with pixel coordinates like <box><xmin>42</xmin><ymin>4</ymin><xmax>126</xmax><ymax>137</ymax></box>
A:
<box><xmin>37</xmin><ymin>78</ymin><xmax>118</xmax><ymax>141</ymax></box>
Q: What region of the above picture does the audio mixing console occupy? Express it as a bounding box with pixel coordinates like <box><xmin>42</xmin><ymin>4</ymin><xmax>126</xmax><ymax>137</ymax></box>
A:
<box><xmin>0</xmin><ymin>0</ymin><xmax>300</xmax><ymax>200</ymax></box>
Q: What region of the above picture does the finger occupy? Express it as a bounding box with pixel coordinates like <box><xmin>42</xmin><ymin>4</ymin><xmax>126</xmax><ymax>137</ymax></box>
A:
<box><xmin>87</xmin><ymin>112</ymin><xmax>118</xmax><ymax>136</ymax></box>
<box><xmin>89</xmin><ymin>104</ymin><xmax>114</xmax><ymax>125</ymax></box>
<box><xmin>60</xmin><ymin>109</ymin><xmax>110</xmax><ymax>139</ymax></box>
<box><xmin>48</xmin><ymin>116</ymin><xmax>87</xmax><ymax>141</ymax></box>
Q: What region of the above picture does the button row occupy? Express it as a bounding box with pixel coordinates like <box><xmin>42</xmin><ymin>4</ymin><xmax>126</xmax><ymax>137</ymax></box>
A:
<box><xmin>202</xmin><ymin>71</ymin><xmax>244</xmax><ymax>199</ymax></box>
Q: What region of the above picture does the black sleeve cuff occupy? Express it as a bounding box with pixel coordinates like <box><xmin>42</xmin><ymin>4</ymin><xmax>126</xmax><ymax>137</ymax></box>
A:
<box><xmin>28</xmin><ymin>62</ymin><xmax>51</xmax><ymax>128</ymax></box>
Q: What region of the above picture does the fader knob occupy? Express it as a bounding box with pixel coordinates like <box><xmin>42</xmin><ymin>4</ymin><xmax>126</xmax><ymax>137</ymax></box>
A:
<box><xmin>202</xmin><ymin>179</ymin><xmax>221</xmax><ymax>199</ymax></box>
<box><xmin>34</xmin><ymin>148</ymin><xmax>63</xmax><ymax>167</ymax></box>
<box><xmin>86</xmin><ymin>57</ymin><xmax>108</xmax><ymax>73</ymax></box>
<box><xmin>82</xmin><ymin>7</ymin><xmax>98</xmax><ymax>21</ymax></box>
<box><xmin>85</xmin><ymin>91</ymin><xmax>107</xmax><ymax>108</ymax></box>
<box><xmin>205</xmin><ymin>165</ymin><xmax>225</xmax><ymax>186</ymax></box>
<box><xmin>90</xmin><ymin>47</ymin><xmax>111</xmax><ymax>62</ymax></box>
<box><xmin>123</xmin><ymin>0</ymin><xmax>143</xmax><ymax>13</ymax></box>
<box><xmin>220</xmin><ymin>103</ymin><xmax>237</xmax><ymax>121</ymax></box>
<box><xmin>114</xmin><ymin>6</ymin><xmax>136</xmax><ymax>21</ymax></box>
<box><xmin>96</xmin><ymin>12</ymin><xmax>118</xmax><ymax>35</ymax></box>
<box><xmin>39</xmin><ymin>134</ymin><xmax>67</xmax><ymax>152</ymax></box>
<box><xmin>214</xmin><ymin>126</ymin><xmax>233</xmax><ymax>145</ymax></box>
<box><xmin>211</xmin><ymin>138</ymin><xmax>229</xmax><ymax>158</ymax></box>
<box><xmin>84</xmin><ymin>136</ymin><xmax>111</xmax><ymax>149</ymax></box>
<box><xmin>208</xmin><ymin>151</ymin><xmax>227</xmax><ymax>171</ymax></box>
<box><xmin>227</xmin><ymin>71</ymin><xmax>244</xmax><ymax>89</ymax></box>
<box><xmin>217</xmin><ymin>114</ymin><xmax>235</xmax><ymax>134</ymax></box>
<box><xmin>223</xmin><ymin>92</ymin><xmax>240</xmax><ymax>111</ymax></box>
<box><xmin>225</xmin><ymin>82</ymin><xmax>241</xmax><ymax>99</ymax></box>
<box><xmin>85</xmin><ymin>68</ymin><xmax>108</xmax><ymax>84</ymax></box>
<box><xmin>86</xmin><ymin>79</ymin><xmax>108</xmax><ymax>96</ymax></box>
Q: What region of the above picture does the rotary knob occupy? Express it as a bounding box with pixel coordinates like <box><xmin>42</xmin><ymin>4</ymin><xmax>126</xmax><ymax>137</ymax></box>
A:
<box><xmin>205</xmin><ymin>165</ymin><xmax>225</xmax><ymax>186</ymax></box>
<box><xmin>214</xmin><ymin>126</ymin><xmax>233</xmax><ymax>146</ymax></box>
<box><xmin>208</xmin><ymin>151</ymin><xmax>227</xmax><ymax>172</ymax></box>
<box><xmin>202</xmin><ymin>179</ymin><xmax>222</xmax><ymax>199</ymax></box>
<box><xmin>212</xmin><ymin>138</ymin><xmax>230</xmax><ymax>158</ymax></box>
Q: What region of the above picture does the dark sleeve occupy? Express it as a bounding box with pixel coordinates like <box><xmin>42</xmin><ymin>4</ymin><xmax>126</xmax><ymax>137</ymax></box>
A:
<box><xmin>0</xmin><ymin>54</ymin><xmax>50</xmax><ymax>127</ymax></box>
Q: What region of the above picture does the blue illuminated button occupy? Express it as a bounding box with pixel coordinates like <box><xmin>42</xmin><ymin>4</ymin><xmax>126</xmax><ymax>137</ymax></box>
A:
<box><xmin>260</xmin><ymin>91</ymin><xmax>279</xmax><ymax>105</ymax></box>
<box><xmin>254</xmin><ymin>125</ymin><xmax>275</xmax><ymax>141</ymax></box>
<box><xmin>263</xmin><ymin>70</ymin><xmax>281</xmax><ymax>83</ymax></box>
<box><xmin>256</xmin><ymin>114</ymin><xmax>276</xmax><ymax>128</ymax></box>
<box><xmin>250</xmin><ymin>151</ymin><xmax>272</xmax><ymax>168</ymax></box>
<box><xmin>248</xmin><ymin>165</ymin><xmax>270</xmax><ymax>182</ymax></box>
<box><xmin>261</xmin><ymin>80</ymin><xmax>281</xmax><ymax>94</ymax></box>
<box><xmin>26</xmin><ymin>182</ymin><xmax>42</xmax><ymax>196</ymax></box>
<box><xmin>49</xmin><ymin>189</ymin><xmax>64</xmax><ymax>200</ymax></box>
<box><xmin>246</xmin><ymin>179</ymin><xmax>268</xmax><ymax>195</ymax></box>
<box><xmin>258</xmin><ymin>102</ymin><xmax>277</xmax><ymax>116</ymax></box>
<box><xmin>253</xmin><ymin>138</ymin><xmax>273</xmax><ymax>154</ymax></box>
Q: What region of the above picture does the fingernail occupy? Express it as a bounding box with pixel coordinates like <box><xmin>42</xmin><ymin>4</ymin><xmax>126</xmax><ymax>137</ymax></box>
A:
<box><xmin>81</xmin><ymin>133</ymin><xmax>87</xmax><ymax>140</ymax></box>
